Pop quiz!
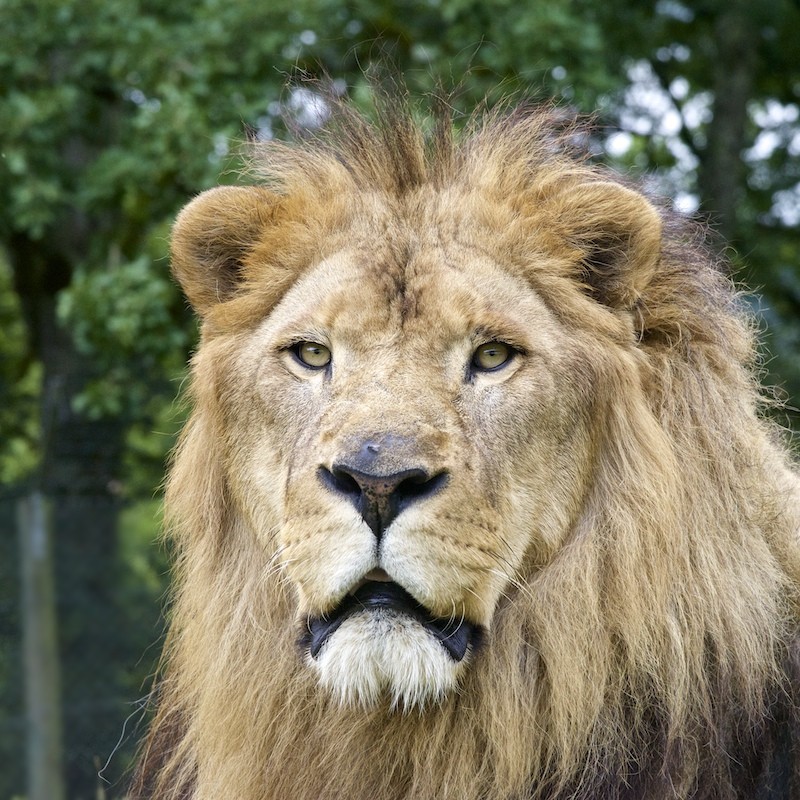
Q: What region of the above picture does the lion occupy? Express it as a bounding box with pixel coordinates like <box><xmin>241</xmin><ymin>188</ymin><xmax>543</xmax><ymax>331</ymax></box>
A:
<box><xmin>131</xmin><ymin>93</ymin><xmax>800</xmax><ymax>800</ymax></box>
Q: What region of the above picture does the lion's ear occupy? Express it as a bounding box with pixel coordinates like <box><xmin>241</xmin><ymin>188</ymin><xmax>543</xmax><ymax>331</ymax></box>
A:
<box><xmin>556</xmin><ymin>181</ymin><xmax>663</xmax><ymax>310</ymax></box>
<box><xmin>171</xmin><ymin>186</ymin><xmax>276</xmax><ymax>315</ymax></box>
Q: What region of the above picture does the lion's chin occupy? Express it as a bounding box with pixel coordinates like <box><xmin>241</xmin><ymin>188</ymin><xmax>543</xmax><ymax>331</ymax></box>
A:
<box><xmin>309</xmin><ymin>610</ymin><xmax>470</xmax><ymax>711</ymax></box>
<box><xmin>302</xmin><ymin>581</ymin><xmax>481</xmax><ymax>710</ymax></box>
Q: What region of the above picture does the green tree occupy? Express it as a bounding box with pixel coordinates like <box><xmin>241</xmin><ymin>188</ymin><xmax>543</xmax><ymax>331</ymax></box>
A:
<box><xmin>0</xmin><ymin>0</ymin><xmax>300</xmax><ymax>794</ymax></box>
<box><xmin>597</xmin><ymin>0</ymin><xmax>800</xmax><ymax>419</ymax></box>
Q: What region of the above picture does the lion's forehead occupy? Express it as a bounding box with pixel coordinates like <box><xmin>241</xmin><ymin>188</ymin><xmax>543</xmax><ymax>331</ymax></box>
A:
<box><xmin>262</xmin><ymin>235</ymin><xmax>560</xmax><ymax>359</ymax></box>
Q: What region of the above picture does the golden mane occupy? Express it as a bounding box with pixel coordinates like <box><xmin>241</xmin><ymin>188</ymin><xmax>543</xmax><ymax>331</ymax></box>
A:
<box><xmin>132</xmin><ymin>92</ymin><xmax>800</xmax><ymax>800</ymax></box>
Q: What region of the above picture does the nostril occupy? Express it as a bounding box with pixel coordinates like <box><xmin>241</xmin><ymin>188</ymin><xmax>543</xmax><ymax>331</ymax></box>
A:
<box><xmin>394</xmin><ymin>471</ymin><xmax>449</xmax><ymax>514</ymax></box>
<box><xmin>318</xmin><ymin>466</ymin><xmax>361</xmax><ymax>501</ymax></box>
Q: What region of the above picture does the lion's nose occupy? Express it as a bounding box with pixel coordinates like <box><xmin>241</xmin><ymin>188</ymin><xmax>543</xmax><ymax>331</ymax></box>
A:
<box><xmin>318</xmin><ymin>460</ymin><xmax>447</xmax><ymax>540</ymax></box>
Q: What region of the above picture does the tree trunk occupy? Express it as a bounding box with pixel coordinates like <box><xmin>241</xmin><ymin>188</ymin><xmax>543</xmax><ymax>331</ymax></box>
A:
<box><xmin>698</xmin><ymin>0</ymin><xmax>758</xmax><ymax>244</ymax></box>
<box><xmin>18</xmin><ymin>491</ymin><xmax>66</xmax><ymax>800</ymax></box>
<box><xmin>40</xmin><ymin>298</ymin><xmax>127</xmax><ymax>794</ymax></box>
<box><xmin>14</xmin><ymin>240</ymin><xmax>128</xmax><ymax>796</ymax></box>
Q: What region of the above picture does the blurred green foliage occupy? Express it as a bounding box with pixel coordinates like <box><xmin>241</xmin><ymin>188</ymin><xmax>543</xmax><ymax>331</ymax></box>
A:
<box><xmin>0</xmin><ymin>257</ymin><xmax>40</xmax><ymax>484</ymax></box>
<box><xmin>1</xmin><ymin>0</ymin><xmax>798</xmax><ymax>797</ymax></box>
<box><xmin>57</xmin><ymin>253</ymin><xmax>189</xmax><ymax>419</ymax></box>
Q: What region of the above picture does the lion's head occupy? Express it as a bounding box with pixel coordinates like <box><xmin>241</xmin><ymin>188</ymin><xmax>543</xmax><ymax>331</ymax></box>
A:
<box><xmin>134</xmin><ymin>97</ymin><xmax>800</xmax><ymax>800</ymax></box>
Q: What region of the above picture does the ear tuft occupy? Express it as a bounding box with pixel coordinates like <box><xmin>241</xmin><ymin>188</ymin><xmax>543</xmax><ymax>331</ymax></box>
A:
<box><xmin>170</xmin><ymin>186</ymin><xmax>276</xmax><ymax>315</ymax></box>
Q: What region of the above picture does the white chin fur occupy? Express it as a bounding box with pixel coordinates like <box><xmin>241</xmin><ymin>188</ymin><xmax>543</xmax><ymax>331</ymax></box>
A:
<box><xmin>311</xmin><ymin>610</ymin><xmax>465</xmax><ymax>711</ymax></box>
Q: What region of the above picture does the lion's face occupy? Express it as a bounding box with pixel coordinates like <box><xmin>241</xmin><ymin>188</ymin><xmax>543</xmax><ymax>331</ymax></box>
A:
<box><xmin>205</xmin><ymin>194</ymin><xmax>597</xmax><ymax>708</ymax></box>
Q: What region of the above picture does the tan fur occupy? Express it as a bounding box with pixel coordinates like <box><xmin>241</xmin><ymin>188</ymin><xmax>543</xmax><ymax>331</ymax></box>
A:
<box><xmin>134</xmin><ymin>96</ymin><xmax>800</xmax><ymax>800</ymax></box>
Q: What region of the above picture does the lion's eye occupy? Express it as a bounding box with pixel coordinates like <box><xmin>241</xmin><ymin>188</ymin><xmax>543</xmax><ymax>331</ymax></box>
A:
<box><xmin>293</xmin><ymin>341</ymin><xmax>331</xmax><ymax>369</ymax></box>
<box><xmin>472</xmin><ymin>341</ymin><xmax>513</xmax><ymax>372</ymax></box>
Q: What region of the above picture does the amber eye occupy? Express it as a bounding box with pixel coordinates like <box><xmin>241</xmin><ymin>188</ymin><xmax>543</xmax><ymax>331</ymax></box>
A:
<box><xmin>293</xmin><ymin>341</ymin><xmax>331</xmax><ymax>369</ymax></box>
<box><xmin>472</xmin><ymin>341</ymin><xmax>513</xmax><ymax>372</ymax></box>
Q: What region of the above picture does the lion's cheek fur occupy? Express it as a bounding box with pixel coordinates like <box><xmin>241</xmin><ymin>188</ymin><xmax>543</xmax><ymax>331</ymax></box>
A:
<box><xmin>281</xmin><ymin>518</ymin><xmax>375</xmax><ymax>607</ymax></box>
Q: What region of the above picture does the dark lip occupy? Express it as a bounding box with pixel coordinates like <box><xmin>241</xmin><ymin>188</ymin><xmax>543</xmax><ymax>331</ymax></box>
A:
<box><xmin>302</xmin><ymin>581</ymin><xmax>480</xmax><ymax>662</ymax></box>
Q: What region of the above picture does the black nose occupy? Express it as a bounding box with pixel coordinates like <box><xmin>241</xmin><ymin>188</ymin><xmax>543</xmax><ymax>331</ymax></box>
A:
<box><xmin>318</xmin><ymin>462</ymin><xmax>448</xmax><ymax>539</ymax></box>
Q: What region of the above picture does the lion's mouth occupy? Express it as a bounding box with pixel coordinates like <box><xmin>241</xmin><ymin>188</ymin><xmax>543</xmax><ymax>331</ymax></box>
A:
<box><xmin>304</xmin><ymin>581</ymin><xmax>479</xmax><ymax>662</ymax></box>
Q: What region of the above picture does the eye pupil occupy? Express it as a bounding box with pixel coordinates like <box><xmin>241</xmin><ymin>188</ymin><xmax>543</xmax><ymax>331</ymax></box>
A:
<box><xmin>296</xmin><ymin>341</ymin><xmax>331</xmax><ymax>368</ymax></box>
<box><xmin>473</xmin><ymin>341</ymin><xmax>512</xmax><ymax>371</ymax></box>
